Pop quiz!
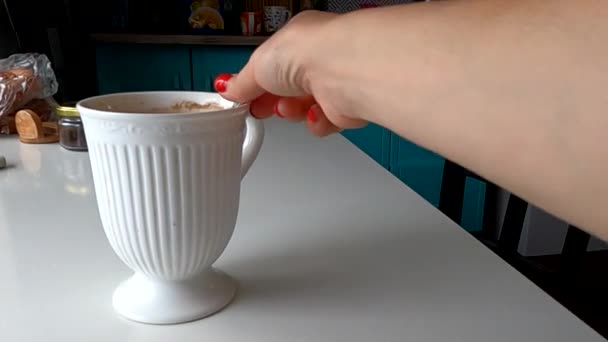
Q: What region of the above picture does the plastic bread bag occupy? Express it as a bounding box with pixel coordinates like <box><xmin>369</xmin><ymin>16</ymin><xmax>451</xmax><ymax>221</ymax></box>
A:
<box><xmin>0</xmin><ymin>53</ymin><xmax>58</xmax><ymax>133</ymax></box>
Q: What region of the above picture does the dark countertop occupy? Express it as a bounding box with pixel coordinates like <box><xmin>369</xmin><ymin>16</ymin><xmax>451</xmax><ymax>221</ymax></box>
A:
<box><xmin>91</xmin><ymin>33</ymin><xmax>269</xmax><ymax>46</ymax></box>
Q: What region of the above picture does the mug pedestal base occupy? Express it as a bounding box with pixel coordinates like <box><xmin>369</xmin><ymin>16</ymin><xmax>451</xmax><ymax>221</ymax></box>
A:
<box><xmin>112</xmin><ymin>268</ymin><xmax>237</xmax><ymax>325</ymax></box>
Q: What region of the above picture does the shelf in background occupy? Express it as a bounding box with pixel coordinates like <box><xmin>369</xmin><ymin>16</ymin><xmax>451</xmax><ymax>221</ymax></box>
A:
<box><xmin>91</xmin><ymin>34</ymin><xmax>269</xmax><ymax>46</ymax></box>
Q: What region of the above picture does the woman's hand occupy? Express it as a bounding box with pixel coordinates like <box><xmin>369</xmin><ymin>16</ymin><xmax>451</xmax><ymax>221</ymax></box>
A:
<box><xmin>217</xmin><ymin>1</ymin><xmax>608</xmax><ymax>240</ymax></box>
<box><xmin>213</xmin><ymin>10</ymin><xmax>367</xmax><ymax>137</ymax></box>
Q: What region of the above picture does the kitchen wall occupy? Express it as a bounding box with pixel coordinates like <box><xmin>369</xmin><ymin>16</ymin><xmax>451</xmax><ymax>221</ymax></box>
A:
<box><xmin>0</xmin><ymin>0</ymin><xmax>19</xmax><ymax>58</ymax></box>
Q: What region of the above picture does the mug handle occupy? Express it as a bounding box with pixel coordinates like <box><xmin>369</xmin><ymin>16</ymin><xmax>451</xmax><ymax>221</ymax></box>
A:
<box><xmin>241</xmin><ymin>114</ymin><xmax>265</xmax><ymax>179</ymax></box>
<box><xmin>284</xmin><ymin>9</ymin><xmax>292</xmax><ymax>22</ymax></box>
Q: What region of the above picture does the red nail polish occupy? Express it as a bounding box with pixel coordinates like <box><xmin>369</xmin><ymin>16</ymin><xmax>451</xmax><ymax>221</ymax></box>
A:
<box><xmin>274</xmin><ymin>103</ymin><xmax>283</xmax><ymax>118</ymax></box>
<box><xmin>306</xmin><ymin>108</ymin><xmax>317</xmax><ymax>122</ymax></box>
<box><xmin>214</xmin><ymin>74</ymin><xmax>232</xmax><ymax>93</ymax></box>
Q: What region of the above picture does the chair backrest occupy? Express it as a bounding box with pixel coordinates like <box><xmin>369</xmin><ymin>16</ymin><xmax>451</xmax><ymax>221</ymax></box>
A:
<box><xmin>439</xmin><ymin>159</ymin><xmax>591</xmax><ymax>263</ymax></box>
<box><xmin>439</xmin><ymin>159</ymin><xmax>497</xmax><ymax>238</ymax></box>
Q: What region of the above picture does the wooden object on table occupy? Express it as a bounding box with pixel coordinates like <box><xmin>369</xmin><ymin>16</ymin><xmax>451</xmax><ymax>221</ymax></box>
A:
<box><xmin>14</xmin><ymin>109</ymin><xmax>59</xmax><ymax>144</ymax></box>
<box><xmin>1</xmin><ymin>98</ymin><xmax>54</xmax><ymax>135</ymax></box>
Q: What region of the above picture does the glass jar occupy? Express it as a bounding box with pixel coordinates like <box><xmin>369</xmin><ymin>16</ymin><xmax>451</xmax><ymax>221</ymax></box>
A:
<box><xmin>56</xmin><ymin>106</ymin><xmax>88</xmax><ymax>151</ymax></box>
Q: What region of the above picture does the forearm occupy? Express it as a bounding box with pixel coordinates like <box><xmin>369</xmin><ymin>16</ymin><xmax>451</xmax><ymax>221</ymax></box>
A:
<box><xmin>312</xmin><ymin>0</ymin><xmax>608</xmax><ymax>239</ymax></box>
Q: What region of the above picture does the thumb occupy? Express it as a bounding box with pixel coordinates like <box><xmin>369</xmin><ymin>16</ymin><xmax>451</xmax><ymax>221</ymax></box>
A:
<box><xmin>213</xmin><ymin>61</ymin><xmax>265</xmax><ymax>104</ymax></box>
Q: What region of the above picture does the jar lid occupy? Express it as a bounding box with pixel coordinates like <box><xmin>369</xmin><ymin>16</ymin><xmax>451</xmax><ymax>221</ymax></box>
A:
<box><xmin>55</xmin><ymin>105</ymin><xmax>80</xmax><ymax>117</ymax></box>
<box><xmin>59</xmin><ymin>116</ymin><xmax>82</xmax><ymax>124</ymax></box>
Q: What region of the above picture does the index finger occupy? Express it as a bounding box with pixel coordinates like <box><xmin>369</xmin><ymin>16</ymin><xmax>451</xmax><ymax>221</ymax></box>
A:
<box><xmin>214</xmin><ymin>57</ymin><xmax>266</xmax><ymax>103</ymax></box>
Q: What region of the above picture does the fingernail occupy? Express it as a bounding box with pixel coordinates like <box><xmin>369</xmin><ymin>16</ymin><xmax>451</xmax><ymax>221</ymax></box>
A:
<box><xmin>214</xmin><ymin>73</ymin><xmax>232</xmax><ymax>93</ymax></box>
<box><xmin>306</xmin><ymin>108</ymin><xmax>317</xmax><ymax>122</ymax></box>
<box><xmin>274</xmin><ymin>102</ymin><xmax>283</xmax><ymax>118</ymax></box>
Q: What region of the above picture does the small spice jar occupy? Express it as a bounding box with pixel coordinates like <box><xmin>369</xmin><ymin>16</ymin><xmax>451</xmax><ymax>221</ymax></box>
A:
<box><xmin>56</xmin><ymin>105</ymin><xmax>88</xmax><ymax>151</ymax></box>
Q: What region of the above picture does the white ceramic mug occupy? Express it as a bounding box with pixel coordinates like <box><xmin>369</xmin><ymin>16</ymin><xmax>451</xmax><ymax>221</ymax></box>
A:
<box><xmin>264</xmin><ymin>6</ymin><xmax>291</xmax><ymax>33</ymax></box>
<box><xmin>77</xmin><ymin>91</ymin><xmax>264</xmax><ymax>324</ymax></box>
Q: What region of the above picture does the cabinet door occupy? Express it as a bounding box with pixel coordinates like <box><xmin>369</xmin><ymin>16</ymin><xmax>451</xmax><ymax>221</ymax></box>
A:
<box><xmin>191</xmin><ymin>46</ymin><xmax>255</xmax><ymax>91</ymax></box>
<box><xmin>389</xmin><ymin>134</ymin><xmax>444</xmax><ymax>206</ymax></box>
<box><xmin>389</xmin><ymin>133</ymin><xmax>485</xmax><ymax>231</ymax></box>
<box><xmin>95</xmin><ymin>44</ymin><xmax>192</xmax><ymax>94</ymax></box>
<box><xmin>341</xmin><ymin>124</ymin><xmax>390</xmax><ymax>169</ymax></box>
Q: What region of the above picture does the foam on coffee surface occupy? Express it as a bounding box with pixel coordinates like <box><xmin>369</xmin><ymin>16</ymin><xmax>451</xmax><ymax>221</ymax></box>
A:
<box><xmin>90</xmin><ymin>98</ymin><xmax>229</xmax><ymax>114</ymax></box>
<box><xmin>168</xmin><ymin>100</ymin><xmax>225</xmax><ymax>112</ymax></box>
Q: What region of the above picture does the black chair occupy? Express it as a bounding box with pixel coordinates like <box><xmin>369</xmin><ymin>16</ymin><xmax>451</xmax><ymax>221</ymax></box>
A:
<box><xmin>438</xmin><ymin>159</ymin><xmax>608</xmax><ymax>338</ymax></box>
<box><xmin>438</xmin><ymin>159</ymin><xmax>591</xmax><ymax>279</ymax></box>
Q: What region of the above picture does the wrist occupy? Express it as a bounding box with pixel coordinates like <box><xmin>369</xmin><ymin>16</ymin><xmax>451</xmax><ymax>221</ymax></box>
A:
<box><xmin>304</xmin><ymin>11</ymin><xmax>376</xmax><ymax>122</ymax></box>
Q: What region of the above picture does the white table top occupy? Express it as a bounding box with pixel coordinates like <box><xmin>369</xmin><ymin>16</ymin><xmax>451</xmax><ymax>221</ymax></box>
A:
<box><xmin>0</xmin><ymin>118</ymin><xmax>604</xmax><ymax>342</ymax></box>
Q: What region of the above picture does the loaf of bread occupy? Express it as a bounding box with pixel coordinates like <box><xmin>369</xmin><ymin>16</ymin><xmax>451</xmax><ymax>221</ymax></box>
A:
<box><xmin>0</xmin><ymin>53</ymin><xmax>58</xmax><ymax>134</ymax></box>
<box><xmin>0</xmin><ymin>68</ymin><xmax>43</xmax><ymax>116</ymax></box>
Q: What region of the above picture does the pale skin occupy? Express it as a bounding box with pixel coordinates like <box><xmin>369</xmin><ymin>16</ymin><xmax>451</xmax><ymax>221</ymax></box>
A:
<box><xmin>215</xmin><ymin>0</ymin><xmax>608</xmax><ymax>241</ymax></box>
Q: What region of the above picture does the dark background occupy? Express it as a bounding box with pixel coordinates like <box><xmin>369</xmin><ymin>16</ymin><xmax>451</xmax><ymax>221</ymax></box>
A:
<box><xmin>0</xmin><ymin>0</ymin><xmax>289</xmax><ymax>102</ymax></box>
<box><xmin>1</xmin><ymin>0</ymin><xmax>100</xmax><ymax>102</ymax></box>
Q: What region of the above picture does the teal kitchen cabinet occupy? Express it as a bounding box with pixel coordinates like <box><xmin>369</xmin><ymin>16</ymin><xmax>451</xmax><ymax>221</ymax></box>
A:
<box><xmin>191</xmin><ymin>46</ymin><xmax>255</xmax><ymax>91</ymax></box>
<box><xmin>96</xmin><ymin>44</ymin><xmax>192</xmax><ymax>94</ymax></box>
<box><xmin>389</xmin><ymin>134</ymin><xmax>486</xmax><ymax>231</ymax></box>
<box><xmin>389</xmin><ymin>134</ymin><xmax>444</xmax><ymax>207</ymax></box>
<box><xmin>460</xmin><ymin>178</ymin><xmax>486</xmax><ymax>232</ymax></box>
<box><xmin>341</xmin><ymin>124</ymin><xmax>390</xmax><ymax>169</ymax></box>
